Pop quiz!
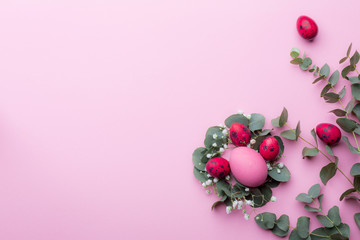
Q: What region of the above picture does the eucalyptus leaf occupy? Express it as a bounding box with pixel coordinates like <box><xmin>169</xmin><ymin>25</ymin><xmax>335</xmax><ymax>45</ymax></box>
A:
<box><xmin>300</xmin><ymin>57</ymin><xmax>312</xmax><ymax>70</ymax></box>
<box><xmin>317</xmin><ymin>215</ymin><xmax>334</xmax><ymax>228</ymax></box>
<box><xmin>339</xmin><ymin>86</ymin><xmax>346</xmax><ymax>99</ymax></box>
<box><xmin>351</xmin><ymin>83</ymin><xmax>360</xmax><ymax>101</ymax></box>
<box><xmin>350</xmin><ymin>50</ymin><xmax>360</xmax><ymax>65</ymax></box>
<box><xmin>352</xmin><ymin>103</ymin><xmax>360</xmax><ymax>122</ymax></box>
<box><xmin>289</xmin><ymin>229</ymin><xmax>303</xmax><ymax>240</ymax></box>
<box><xmin>342</xmin><ymin>136</ymin><xmax>360</xmax><ymax>154</ymax></box>
<box><xmin>211</xmin><ymin>195</ymin><xmax>227</xmax><ymax>210</ymax></box>
<box><xmin>297</xmin><ymin>216</ymin><xmax>310</xmax><ymax>238</ymax></box>
<box><xmin>325</xmin><ymin>145</ymin><xmax>334</xmax><ymax>156</ymax></box>
<box><xmin>281</xmin><ymin>130</ymin><xmax>297</xmax><ymax>140</ymax></box>
<box><xmin>290</xmin><ymin>48</ymin><xmax>300</xmax><ymax>58</ymax></box>
<box><xmin>329</xmin><ymin>109</ymin><xmax>346</xmax><ymax>117</ymax></box>
<box><xmin>304</xmin><ymin>205</ymin><xmax>321</xmax><ymax>213</ymax></box>
<box><xmin>348</xmin><ymin>76</ymin><xmax>360</xmax><ymax>83</ymax></box>
<box><xmin>339</xmin><ymin>57</ymin><xmax>348</xmax><ymax>64</ymax></box>
<box><xmin>290</xmin><ymin>58</ymin><xmax>303</xmax><ymax>64</ymax></box>
<box><xmin>216</xmin><ymin>179</ymin><xmax>231</xmax><ymax>197</ymax></box>
<box><xmin>328</xmin><ymin>206</ymin><xmax>341</xmax><ymax>227</ymax></box>
<box><xmin>274</xmin><ymin>136</ymin><xmax>284</xmax><ymax>157</ymax></box>
<box><xmin>321</xmin><ymin>84</ymin><xmax>332</xmax><ymax>97</ymax></box>
<box><xmin>254</xmin><ymin>212</ymin><xmax>276</xmax><ymax>230</ymax></box>
<box><xmin>345</xmin><ymin>97</ymin><xmax>355</xmax><ymax>114</ymax></box>
<box><xmin>336</xmin><ymin>118</ymin><xmax>357</xmax><ymax>132</ymax></box>
<box><xmin>320</xmin><ymin>64</ymin><xmax>330</xmax><ymax>77</ymax></box>
<box><xmin>279</xmin><ymin>107</ymin><xmax>288</xmax><ymax>127</ymax></box>
<box><xmin>354</xmin><ymin>213</ymin><xmax>360</xmax><ymax>230</ymax></box>
<box><xmin>295</xmin><ymin>121</ymin><xmax>301</xmax><ymax>141</ymax></box>
<box><xmin>339</xmin><ymin>188</ymin><xmax>356</xmax><ymax>201</ymax></box>
<box><xmin>341</xmin><ymin>65</ymin><xmax>355</xmax><ymax>78</ymax></box>
<box><xmin>192</xmin><ymin>147</ymin><xmax>207</xmax><ymax>171</ymax></box>
<box><xmin>329</xmin><ymin>70</ymin><xmax>340</xmax><ymax>86</ymax></box>
<box><xmin>308</xmin><ymin>184</ymin><xmax>321</xmax><ymax>198</ymax></box>
<box><xmin>224</xmin><ymin>114</ymin><xmax>249</xmax><ymax>128</ymax></box>
<box><xmin>271</xmin><ymin>224</ymin><xmax>289</xmax><ymax>237</ymax></box>
<box><xmin>311</xmin><ymin>128</ymin><xmax>318</xmax><ymax>147</ymax></box>
<box><xmin>249</xmin><ymin>113</ymin><xmax>265</xmax><ymax>131</ymax></box>
<box><xmin>347</xmin><ymin>43</ymin><xmax>352</xmax><ymax>57</ymax></box>
<box><xmin>296</xmin><ymin>193</ymin><xmax>313</xmax><ymax>203</ymax></box>
<box><xmin>268</xmin><ymin>165</ymin><xmax>290</xmax><ymax>182</ymax></box>
<box><xmin>276</xmin><ymin>214</ymin><xmax>289</xmax><ymax>232</ymax></box>
<box><xmin>323</xmin><ymin>92</ymin><xmax>340</xmax><ymax>103</ymax></box>
<box><xmin>302</xmin><ymin>147</ymin><xmax>319</xmax><ymax>158</ymax></box>
<box><xmin>330</xmin><ymin>233</ymin><xmax>348</xmax><ymax>240</ymax></box>
<box><xmin>320</xmin><ymin>163</ymin><xmax>337</xmax><ymax>185</ymax></box>
<box><xmin>313</xmin><ymin>75</ymin><xmax>325</xmax><ymax>84</ymax></box>
<box><xmin>311</xmin><ymin>227</ymin><xmax>329</xmax><ymax>240</ymax></box>
<box><xmin>193</xmin><ymin>167</ymin><xmax>208</xmax><ymax>182</ymax></box>
<box><xmin>350</xmin><ymin>163</ymin><xmax>360</xmax><ymax>176</ymax></box>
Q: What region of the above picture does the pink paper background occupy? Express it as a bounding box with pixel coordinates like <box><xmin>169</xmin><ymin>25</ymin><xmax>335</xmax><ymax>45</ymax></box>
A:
<box><xmin>0</xmin><ymin>0</ymin><xmax>360</xmax><ymax>239</ymax></box>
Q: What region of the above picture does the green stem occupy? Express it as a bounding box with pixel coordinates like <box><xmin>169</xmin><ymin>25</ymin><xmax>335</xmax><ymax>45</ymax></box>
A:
<box><xmin>284</xmin><ymin>123</ymin><xmax>354</xmax><ymax>187</ymax></box>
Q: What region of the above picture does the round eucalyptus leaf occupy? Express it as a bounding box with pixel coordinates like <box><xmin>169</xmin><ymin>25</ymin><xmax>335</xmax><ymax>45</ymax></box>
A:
<box><xmin>249</xmin><ymin>113</ymin><xmax>265</xmax><ymax>131</ymax></box>
<box><xmin>224</xmin><ymin>114</ymin><xmax>249</xmax><ymax>128</ymax></box>
<box><xmin>192</xmin><ymin>147</ymin><xmax>207</xmax><ymax>171</ymax></box>
<box><xmin>308</xmin><ymin>184</ymin><xmax>321</xmax><ymax>198</ymax></box>
<box><xmin>336</xmin><ymin>118</ymin><xmax>357</xmax><ymax>133</ymax></box>
<box><xmin>290</xmin><ymin>48</ymin><xmax>300</xmax><ymax>58</ymax></box>
<box><xmin>350</xmin><ymin>163</ymin><xmax>360</xmax><ymax>176</ymax></box>
<box><xmin>320</xmin><ymin>163</ymin><xmax>337</xmax><ymax>185</ymax></box>
<box><xmin>320</xmin><ymin>64</ymin><xmax>330</xmax><ymax>77</ymax></box>
<box><xmin>272</xmin><ymin>224</ymin><xmax>289</xmax><ymax>237</ymax></box>
<box><xmin>296</xmin><ymin>193</ymin><xmax>313</xmax><ymax>203</ymax></box>
<box><xmin>296</xmin><ymin>216</ymin><xmax>310</xmax><ymax>238</ymax></box>
<box><xmin>351</xmin><ymin>83</ymin><xmax>360</xmax><ymax>101</ymax></box>
<box><xmin>254</xmin><ymin>212</ymin><xmax>276</xmax><ymax>230</ymax></box>
<box><xmin>302</xmin><ymin>147</ymin><xmax>319</xmax><ymax>158</ymax></box>
<box><xmin>329</xmin><ymin>70</ymin><xmax>340</xmax><ymax>86</ymax></box>
<box><xmin>354</xmin><ymin>213</ymin><xmax>360</xmax><ymax>230</ymax></box>
<box><xmin>276</xmin><ymin>214</ymin><xmax>289</xmax><ymax>232</ymax></box>
<box><xmin>193</xmin><ymin>167</ymin><xmax>208</xmax><ymax>183</ymax></box>
<box><xmin>328</xmin><ymin>206</ymin><xmax>341</xmax><ymax>227</ymax></box>
<box><xmin>268</xmin><ymin>165</ymin><xmax>290</xmax><ymax>182</ymax></box>
<box><xmin>316</xmin><ymin>215</ymin><xmax>334</xmax><ymax>228</ymax></box>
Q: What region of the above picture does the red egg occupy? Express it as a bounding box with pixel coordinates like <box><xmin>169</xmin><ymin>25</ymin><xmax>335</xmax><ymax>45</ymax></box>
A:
<box><xmin>230</xmin><ymin>122</ymin><xmax>251</xmax><ymax>147</ymax></box>
<box><xmin>205</xmin><ymin>157</ymin><xmax>230</xmax><ymax>179</ymax></box>
<box><xmin>259</xmin><ymin>136</ymin><xmax>280</xmax><ymax>161</ymax></box>
<box><xmin>296</xmin><ymin>16</ymin><xmax>318</xmax><ymax>40</ymax></box>
<box><xmin>316</xmin><ymin>123</ymin><xmax>341</xmax><ymax>145</ymax></box>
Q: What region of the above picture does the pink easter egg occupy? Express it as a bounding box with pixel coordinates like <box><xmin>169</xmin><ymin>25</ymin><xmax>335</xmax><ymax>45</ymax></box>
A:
<box><xmin>230</xmin><ymin>147</ymin><xmax>268</xmax><ymax>187</ymax></box>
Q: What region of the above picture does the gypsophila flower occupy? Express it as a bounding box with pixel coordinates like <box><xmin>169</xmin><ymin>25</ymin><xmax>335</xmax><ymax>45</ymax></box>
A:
<box><xmin>206</xmin><ymin>179</ymin><xmax>212</xmax><ymax>185</ymax></box>
<box><xmin>277</xmin><ymin>169</ymin><xmax>281</xmax><ymax>174</ymax></box>
<box><xmin>245</xmin><ymin>114</ymin><xmax>251</xmax><ymax>119</ymax></box>
<box><xmin>224</xmin><ymin>144</ymin><xmax>228</xmax><ymax>149</ymax></box>
<box><xmin>225</xmin><ymin>175</ymin><xmax>230</xmax><ymax>181</ymax></box>
<box><xmin>226</xmin><ymin>206</ymin><xmax>232</xmax><ymax>214</ymax></box>
<box><xmin>269</xmin><ymin>167</ymin><xmax>273</xmax><ymax>171</ymax></box>
<box><xmin>271</xmin><ymin>196</ymin><xmax>277</xmax><ymax>202</ymax></box>
<box><xmin>233</xmin><ymin>200</ymin><xmax>238</xmax><ymax>209</ymax></box>
<box><xmin>219</xmin><ymin>148</ymin><xmax>225</xmax><ymax>153</ymax></box>
<box><xmin>245</xmin><ymin>200</ymin><xmax>254</xmax><ymax>207</ymax></box>
<box><xmin>213</xmin><ymin>134</ymin><xmax>218</xmax><ymax>139</ymax></box>
<box><xmin>206</xmin><ymin>190</ymin><xmax>211</xmax><ymax>194</ymax></box>
<box><xmin>212</xmin><ymin>143</ymin><xmax>217</xmax><ymax>147</ymax></box>
<box><xmin>222</xmin><ymin>129</ymin><xmax>228</xmax><ymax>135</ymax></box>
<box><xmin>202</xmin><ymin>183</ymin><xmax>207</xmax><ymax>188</ymax></box>
<box><xmin>207</xmin><ymin>174</ymin><xmax>211</xmax><ymax>178</ymax></box>
<box><xmin>245</xmin><ymin>188</ymin><xmax>249</xmax><ymax>192</ymax></box>
<box><xmin>206</xmin><ymin>154</ymin><xmax>212</xmax><ymax>158</ymax></box>
<box><xmin>218</xmin><ymin>124</ymin><xmax>225</xmax><ymax>128</ymax></box>
<box><xmin>204</xmin><ymin>168</ymin><xmax>207</xmax><ymax>172</ymax></box>
<box><xmin>267</xmin><ymin>163</ymin><xmax>271</xmax><ymax>169</ymax></box>
<box><xmin>238</xmin><ymin>201</ymin><xmax>243</xmax><ymax>210</ymax></box>
<box><xmin>213</xmin><ymin>178</ymin><xmax>219</xmax><ymax>183</ymax></box>
<box><xmin>238</xmin><ymin>110</ymin><xmax>244</xmax><ymax>114</ymax></box>
<box><xmin>247</xmin><ymin>144</ymin><xmax>251</xmax><ymax>148</ymax></box>
<box><xmin>278</xmin><ymin>163</ymin><xmax>284</xmax><ymax>169</ymax></box>
<box><xmin>244</xmin><ymin>214</ymin><xmax>250</xmax><ymax>220</ymax></box>
<box><xmin>250</xmin><ymin>139</ymin><xmax>256</xmax><ymax>145</ymax></box>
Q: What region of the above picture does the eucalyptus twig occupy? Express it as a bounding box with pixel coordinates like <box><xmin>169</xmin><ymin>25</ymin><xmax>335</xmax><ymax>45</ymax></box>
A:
<box><xmin>284</xmin><ymin>123</ymin><xmax>354</xmax><ymax>187</ymax></box>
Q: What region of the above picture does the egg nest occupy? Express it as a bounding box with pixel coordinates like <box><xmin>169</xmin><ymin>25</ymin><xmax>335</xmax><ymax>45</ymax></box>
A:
<box><xmin>192</xmin><ymin>112</ymin><xmax>291</xmax><ymax>209</ymax></box>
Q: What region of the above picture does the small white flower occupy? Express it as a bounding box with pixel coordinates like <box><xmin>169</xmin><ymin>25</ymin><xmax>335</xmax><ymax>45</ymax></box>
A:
<box><xmin>206</xmin><ymin>190</ymin><xmax>211</xmax><ymax>194</ymax></box>
<box><xmin>233</xmin><ymin>200</ymin><xmax>238</xmax><ymax>209</ymax></box>
<box><xmin>238</xmin><ymin>201</ymin><xmax>243</xmax><ymax>210</ymax></box>
<box><xmin>219</xmin><ymin>148</ymin><xmax>225</xmax><ymax>153</ymax></box>
<box><xmin>277</xmin><ymin>169</ymin><xmax>281</xmax><ymax>174</ymax></box>
<box><xmin>244</xmin><ymin>214</ymin><xmax>250</xmax><ymax>220</ymax></box>
<box><xmin>202</xmin><ymin>183</ymin><xmax>207</xmax><ymax>188</ymax></box>
<box><xmin>207</xmin><ymin>174</ymin><xmax>211</xmax><ymax>178</ymax></box>
<box><xmin>206</xmin><ymin>179</ymin><xmax>212</xmax><ymax>185</ymax></box>
<box><xmin>245</xmin><ymin>188</ymin><xmax>249</xmax><ymax>192</ymax></box>
<box><xmin>204</xmin><ymin>168</ymin><xmax>207</xmax><ymax>172</ymax></box>
<box><xmin>206</xmin><ymin>154</ymin><xmax>212</xmax><ymax>158</ymax></box>
<box><xmin>213</xmin><ymin>178</ymin><xmax>219</xmax><ymax>183</ymax></box>
<box><xmin>218</xmin><ymin>124</ymin><xmax>225</xmax><ymax>128</ymax></box>
<box><xmin>250</xmin><ymin>139</ymin><xmax>256</xmax><ymax>145</ymax></box>
<box><xmin>224</xmin><ymin>144</ymin><xmax>228</xmax><ymax>149</ymax></box>
<box><xmin>247</xmin><ymin>144</ymin><xmax>251</xmax><ymax>148</ymax></box>
<box><xmin>238</xmin><ymin>110</ymin><xmax>244</xmax><ymax>114</ymax></box>
<box><xmin>267</xmin><ymin>163</ymin><xmax>271</xmax><ymax>169</ymax></box>
<box><xmin>222</xmin><ymin>129</ymin><xmax>228</xmax><ymax>135</ymax></box>
<box><xmin>269</xmin><ymin>167</ymin><xmax>273</xmax><ymax>171</ymax></box>
<box><xmin>278</xmin><ymin>163</ymin><xmax>284</xmax><ymax>169</ymax></box>
<box><xmin>245</xmin><ymin>200</ymin><xmax>254</xmax><ymax>207</ymax></box>
<box><xmin>245</xmin><ymin>114</ymin><xmax>251</xmax><ymax>119</ymax></box>
<box><xmin>226</xmin><ymin>206</ymin><xmax>232</xmax><ymax>214</ymax></box>
<box><xmin>225</xmin><ymin>175</ymin><xmax>230</xmax><ymax>181</ymax></box>
<box><xmin>271</xmin><ymin>196</ymin><xmax>277</xmax><ymax>202</ymax></box>
<box><xmin>213</xmin><ymin>134</ymin><xmax>218</xmax><ymax>139</ymax></box>
<box><xmin>212</xmin><ymin>143</ymin><xmax>217</xmax><ymax>147</ymax></box>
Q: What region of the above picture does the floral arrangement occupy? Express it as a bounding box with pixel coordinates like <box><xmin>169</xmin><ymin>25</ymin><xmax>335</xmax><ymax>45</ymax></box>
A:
<box><xmin>192</xmin><ymin>15</ymin><xmax>360</xmax><ymax>240</ymax></box>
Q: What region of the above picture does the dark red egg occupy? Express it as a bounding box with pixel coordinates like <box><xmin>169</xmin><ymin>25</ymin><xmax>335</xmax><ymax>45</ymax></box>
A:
<box><xmin>230</xmin><ymin>122</ymin><xmax>251</xmax><ymax>147</ymax></box>
<box><xmin>206</xmin><ymin>157</ymin><xmax>230</xmax><ymax>179</ymax></box>
<box><xmin>316</xmin><ymin>123</ymin><xmax>341</xmax><ymax>145</ymax></box>
<box><xmin>296</xmin><ymin>16</ymin><xmax>318</xmax><ymax>40</ymax></box>
<box><xmin>259</xmin><ymin>136</ymin><xmax>280</xmax><ymax>161</ymax></box>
